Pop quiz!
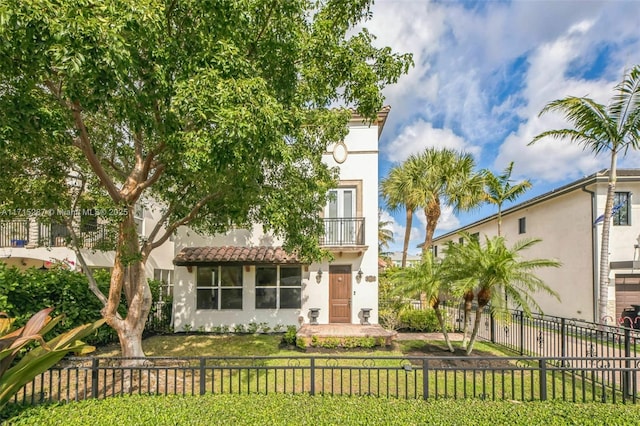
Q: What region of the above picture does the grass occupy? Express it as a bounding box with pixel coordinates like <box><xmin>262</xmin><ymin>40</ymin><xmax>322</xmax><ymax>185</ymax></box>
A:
<box><xmin>96</xmin><ymin>332</ymin><xmax>513</xmax><ymax>358</ymax></box>
<box><xmin>4</xmin><ymin>394</ymin><xmax>640</xmax><ymax>425</ymax></box>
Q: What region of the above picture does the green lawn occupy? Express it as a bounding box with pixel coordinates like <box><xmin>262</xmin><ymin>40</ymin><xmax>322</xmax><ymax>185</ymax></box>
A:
<box><xmin>4</xmin><ymin>394</ymin><xmax>639</xmax><ymax>426</ymax></box>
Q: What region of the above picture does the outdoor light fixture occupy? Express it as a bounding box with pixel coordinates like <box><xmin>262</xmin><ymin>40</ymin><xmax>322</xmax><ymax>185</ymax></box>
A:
<box><xmin>356</xmin><ymin>268</ymin><xmax>363</xmax><ymax>283</ymax></box>
<box><xmin>316</xmin><ymin>268</ymin><xmax>323</xmax><ymax>283</ymax></box>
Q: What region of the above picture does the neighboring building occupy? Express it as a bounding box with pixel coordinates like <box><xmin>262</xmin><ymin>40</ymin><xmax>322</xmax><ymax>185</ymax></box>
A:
<box><xmin>171</xmin><ymin>108</ymin><xmax>389</xmax><ymax>331</ymax></box>
<box><xmin>0</xmin><ymin>200</ymin><xmax>175</xmax><ymax>296</ymax></box>
<box><xmin>385</xmin><ymin>251</ymin><xmax>421</xmax><ymax>267</ymax></box>
<box><xmin>432</xmin><ymin>169</ymin><xmax>640</xmax><ymax>323</ymax></box>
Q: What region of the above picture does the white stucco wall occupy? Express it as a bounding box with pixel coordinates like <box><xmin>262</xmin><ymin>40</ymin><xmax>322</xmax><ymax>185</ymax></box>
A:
<box><xmin>173</xmin><ymin>120</ymin><xmax>381</xmax><ymax>330</ymax></box>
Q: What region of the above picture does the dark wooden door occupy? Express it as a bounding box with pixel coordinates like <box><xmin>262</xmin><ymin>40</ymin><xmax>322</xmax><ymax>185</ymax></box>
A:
<box><xmin>329</xmin><ymin>265</ymin><xmax>351</xmax><ymax>323</ymax></box>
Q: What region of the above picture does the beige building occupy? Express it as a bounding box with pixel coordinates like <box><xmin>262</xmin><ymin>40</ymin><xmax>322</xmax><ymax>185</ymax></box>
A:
<box><xmin>433</xmin><ymin>169</ymin><xmax>640</xmax><ymax>323</ymax></box>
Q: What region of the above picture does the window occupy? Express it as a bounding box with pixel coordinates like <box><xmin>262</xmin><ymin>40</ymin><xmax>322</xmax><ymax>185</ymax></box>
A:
<box><xmin>134</xmin><ymin>202</ymin><xmax>144</xmax><ymax>236</ymax></box>
<box><xmin>432</xmin><ymin>245</ymin><xmax>438</xmax><ymax>257</ymax></box>
<box><xmin>613</xmin><ymin>192</ymin><xmax>631</xmax><ymax>226</ymax></box>
<box><xmin>470</xmin><ymin>232</ymin><xmax>480</xmax><ymax>241</ymax></box>
<box><xmin>518</xmin><ymin>217</ymin><xmax>526</xmax><ymax>234</ymax></box>
<box><xmin>154</xmin><ymin>269</ymin><xmax>174</xmax><ymax>299</ymax></box>
<box><xmin>196</xmin><ymin>266</ymin><xmax>243</xmax><ymax>310</ymax></box>
<box><xmin>255</xmin><ymin>265</ymin><xmax>302</xmax><ymax>309</ymax></box>
<box><xmin>458</xmin><ymin>237</ymin><xmax>464</xmax><ymax>245</ymax></box>
<box><xmin>80</xmin><ymin>209</ymin><xmax>98</xmax><ymax>232</ymax></box>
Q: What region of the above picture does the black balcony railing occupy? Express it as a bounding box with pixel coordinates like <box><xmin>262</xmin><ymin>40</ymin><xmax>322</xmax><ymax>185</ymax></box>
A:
<box><xmin>0</xmin><ymin>220</ymin><xmax>115</xmax><ymax>250</ymax></box>
<box><xmin>320</xmin><ymin>217</ymin><xmax>365</xmax><ymax>246</ymax></box>
<box><xmin>0</xmin><ymin>219</ymin><xmax>29</xmax><ymax>247</ymax></box>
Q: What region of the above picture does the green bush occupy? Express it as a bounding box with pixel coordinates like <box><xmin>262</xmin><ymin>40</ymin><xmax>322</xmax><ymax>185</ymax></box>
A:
<box><xmin>0</xmin><ymin>265</ymin><xmax>169</xmax><ymax>346</ymax></box>
<box><xmin>398</xmin><ymin>308</ymin><xmax>441</xmax><ymax>332</ymax></box>
<box><xmin>4</xmin><ymin>394</ymin><xmax>640</xmax><ymax>426</ymax></box>
<box><xmin>282</xmin><ymin>326</ymin><xmax>297</xmax><ymax>346</ymax></box>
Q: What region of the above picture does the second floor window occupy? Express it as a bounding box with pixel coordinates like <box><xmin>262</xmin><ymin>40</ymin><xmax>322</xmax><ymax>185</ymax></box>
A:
<box><xmin>325</xmin><ymin>187</ymin><xmax>357</xmax><ymax>244</ymax></box>
<box><xmin>613</xmin><ymin>192</ymin><xmax>631</xmax><ymax>226</ymax></box>
<box><xmin>518</xmin><ymin>217</ymin><xmax>526</xmax><ymax>234</ymax></box>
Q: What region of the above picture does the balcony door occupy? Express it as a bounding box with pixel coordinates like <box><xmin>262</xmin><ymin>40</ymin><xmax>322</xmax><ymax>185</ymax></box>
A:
<box><xmin>325</xmin><ymin>188</ymin><xmax>355</xmax><ymax>245</ymax></box>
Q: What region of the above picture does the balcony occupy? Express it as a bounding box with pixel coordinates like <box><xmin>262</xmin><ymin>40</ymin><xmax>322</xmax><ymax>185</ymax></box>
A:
<box><xmin>0</xmin><ymin>219</ymin><xmax>116</xmax><ymax>251</ymax></box>
<box><xmin>320</xmin><ymin>217</ymin><xmax>365</xmax><ymax>247</ymax></box>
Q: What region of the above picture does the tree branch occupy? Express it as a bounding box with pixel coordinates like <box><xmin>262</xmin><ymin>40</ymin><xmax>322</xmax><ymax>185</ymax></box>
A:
<box><xmin>142</xmin><ymin>193</ymin><xmax>216</xmax><ymax>258</ymax></box>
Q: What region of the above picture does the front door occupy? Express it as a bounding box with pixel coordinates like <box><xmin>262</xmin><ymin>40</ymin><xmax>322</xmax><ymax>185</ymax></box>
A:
<box><xmin>329</xmin><ymin>265</ymin><xmax>351</xmax><ymax>323</ymax></box>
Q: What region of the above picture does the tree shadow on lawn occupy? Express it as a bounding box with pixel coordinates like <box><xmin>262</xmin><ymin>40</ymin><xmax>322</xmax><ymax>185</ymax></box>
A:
<box><xmin>398</xmin><ymin>341</ymin><xmax>514</xmax><ymax>368</ymax></box>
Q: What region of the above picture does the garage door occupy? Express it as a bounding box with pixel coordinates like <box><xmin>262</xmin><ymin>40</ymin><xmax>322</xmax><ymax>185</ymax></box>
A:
<box><xmin>615</xmin><ymin>274</ymin><xmax>640</xmax><ymax>321</ymax></box>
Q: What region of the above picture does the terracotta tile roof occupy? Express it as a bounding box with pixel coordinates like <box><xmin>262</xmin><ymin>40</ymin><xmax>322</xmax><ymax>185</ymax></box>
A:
<box><xmin>174</xmin><ymin>246</ymin><xmax>301</xmax><ymax>265</ymax></box>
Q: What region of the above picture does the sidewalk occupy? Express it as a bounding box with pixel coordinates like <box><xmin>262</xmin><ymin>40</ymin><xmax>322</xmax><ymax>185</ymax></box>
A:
<box><xmin>395</xmin><ymin>332</ymin><xmax>463</xmax><ymax>341</ymax></box>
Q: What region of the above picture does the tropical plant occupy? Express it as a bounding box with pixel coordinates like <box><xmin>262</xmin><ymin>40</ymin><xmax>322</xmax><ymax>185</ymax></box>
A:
<box><xmin>406</xmin><ymin>148</ymin><xmax>485</xmax><ymax>253</ymax></box>
<box><xmin>0</xmin><ymin>307</ymin><xmax>104</xmax><ymax>409</ymax></box>
<box><xmin>378</xmin><ymin>209</ymin><xmax>395</xmax><ymax>253</ymax></box>
<box><xmin>529</xmin><ymin>65</ymin><xmax>640</xmax><ymax>322</ymax></box>
<box><xmin>443</xmin><ymin>233</ymin><xmax>560</xmax><ymax>355</ymax></box>
<box><xmin>484</xmin><ymin>162</ymin><xmax>532</xmax><ymax>236</ymax></box>
<box><xmin>380</xmin><ymin>163</ymin><xmax>421</xmax><ymax>267</ymax></box>
<box><xmin>0</xmin><ymin>1</ymin><xmax>412</xmax><ymax>357</ymax></box>
<box><xmin>389</xmin><ymin>253</ymin><xmax>454</xmax><ymax>352</ymax></box>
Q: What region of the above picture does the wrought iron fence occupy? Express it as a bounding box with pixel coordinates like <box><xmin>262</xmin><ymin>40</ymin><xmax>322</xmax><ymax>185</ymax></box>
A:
<box><xmin>0</xmin><ymin>220</ymin><xmax>116</xmax><ymax>250</ymax></box>
<box><xmin>11</xmin><ymin>355</ymin><xmax>639</xmax><ymax>406</ymax></box>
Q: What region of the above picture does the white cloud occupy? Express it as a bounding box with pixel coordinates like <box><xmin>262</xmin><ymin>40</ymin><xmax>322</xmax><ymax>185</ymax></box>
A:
<box><xmin>379</xmin><ymin>209</ymin><xmax>421</xmax><ymax>254</ymax></box>
<box><xmin>383</xmin><ymin>119</ymin><xmax>480</xmax><ymax>163</ymax></box>
<box><xmin>415</xmin><ymin>205</ymin><xmax>460</xmax><ymax>235</ymax></box>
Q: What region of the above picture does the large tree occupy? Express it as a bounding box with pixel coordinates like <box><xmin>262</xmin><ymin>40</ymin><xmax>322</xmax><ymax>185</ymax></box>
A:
<box><xmin>380</xmin><ymin>163</ymin><xmax>421</xmax><ymax>267</ymax></box>
<box><xmin>407</xmin><ymin>148</ymin><xmax>485</xmax><ymax>253</ymax></box>
<box><xmin>389</xmin><ymin>253</ymin><xmax>454</xmax><ymax>352</ymax></box>
<box><xmin>0</xmin><ymin>0</ymin><xmax>412</xmax><ymax>357</ymax></box>
<box><xmin>529</xmin><ymin>65</ymin><xmax>640</xmax><ymax>322</ymax></box>
<box><xmin>484</xmin><ymin>162</ymin><xmax>532</xmax><ymax>236</ymax></box>
<box><xmin>443</xmin><ymin>233</ymin><xmax>560</xmax><ymax>355</ymax></box>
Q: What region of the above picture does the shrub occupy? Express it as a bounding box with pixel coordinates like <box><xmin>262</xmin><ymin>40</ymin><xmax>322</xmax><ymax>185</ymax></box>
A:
<box><xmin>378</xmin><ymin>308</ymin><xmax>402</xmax><ymax>331</ymax></box>
<box><xmin>247</xmin><ymin>322</ymin><xmax>259</xmax><ymax>334</ymax></box>
<box><xmin>258</xmin><ymin>322</ymin><xmax>271</xmax><ymax>333</ymax></box>
<box><xmin>398</xmin><ymin>309</ymin><xmax>441</xmax><ymax>332</ymax></box>
<box><xmin>233</xmin><ymin>324</ymin><xmax>246</xmax><ymax>334</ymax></box>
<box><xmin>282</xmin><ymin>326</ymin><xmax>297</xmax><ymax>346</ymax></box>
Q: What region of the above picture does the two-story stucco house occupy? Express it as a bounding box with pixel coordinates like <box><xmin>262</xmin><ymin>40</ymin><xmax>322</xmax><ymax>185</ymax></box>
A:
<box><xmin>0</xmin><ymin>200</ymin><xmax>176</xmax><ymax>297</ymax></box>
<box><xmin>433</xmin><ymin>169</ymin><xmax>640</xmax><ymax>324</ymax></box>
<box><xmin>171</xmin><ymin>108</ymin><xmax>389</xmax><ymax>332</ymax></box>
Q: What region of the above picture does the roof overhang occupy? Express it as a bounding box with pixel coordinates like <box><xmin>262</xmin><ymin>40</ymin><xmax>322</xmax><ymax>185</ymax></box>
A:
<box><xmin>174</xmin><ymin>246</ymin><xmax>302</xmax><ymax>266</ymax></box>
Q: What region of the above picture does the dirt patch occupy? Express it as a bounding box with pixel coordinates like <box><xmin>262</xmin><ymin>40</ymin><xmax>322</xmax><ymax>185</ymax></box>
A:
<box><xmin>403</xmin><ymin>342</ymin><xmax>515</xmax><ymax>368</ymax></box>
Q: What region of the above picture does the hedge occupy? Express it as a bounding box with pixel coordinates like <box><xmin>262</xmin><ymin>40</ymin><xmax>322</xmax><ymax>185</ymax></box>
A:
<box><xmin>3</xmin><ymin>394</ymin><xmax>638</xmax><ymax>425</ymax></box>
<box><xmin>0</xmin><ymin>264</ymin><xmax>166</xmax><ymax>346</ymax></box>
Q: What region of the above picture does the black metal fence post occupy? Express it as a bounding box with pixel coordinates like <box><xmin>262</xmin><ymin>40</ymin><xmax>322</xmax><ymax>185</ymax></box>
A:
<box><xmin>199</xmin><ymin>358</ymin><xmax>206</xmax><ymax>395</ymax></box>
<box><xmin>422</xmin><ymin>359</ymin><xmax>429</xmax><ymax>400</ymax></box>
<box><xmin>624</xmin><ymin>328</ymin><xmax>631</xmax><ymax>397</ymax></box>
<box><xmin>91</xmin><ymin>358</ymin><xmax>99</xmax><ymax>399</ymax></box>
<box><xmin>519</xmin><ymin>311</ymin><xmax>525</xmax><ymax>356</ymax></box>
<box><xmin>538</xmin><ymin>358</ymin><xmax>547</xmax><ymax>401</ymax></box>
<box><xmin>310</xmin><ymin>357</ymin><xmax>316</xmax><ymax>396</ymax></box>
<box><xmin>490</xmin><ymin>311</ymin><xmax>495</xmax><ymax>343</ymax></box>
<box><xmin>560</xmin><ymin>318</ymin><xmax>567</xmax><ymax>359</ymax></box>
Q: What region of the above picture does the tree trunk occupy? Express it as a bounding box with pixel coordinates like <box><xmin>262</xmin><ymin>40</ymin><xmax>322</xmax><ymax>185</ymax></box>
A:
<box><xmin>465</xmin><ymin>305</ymin><xmax>485</xmax><ymax>355</ymax></box>
<box><xmin>497</xmin><ymin>205</ymin><xmax>502</xmax><ymax>236</ymax></box>
<box><xmin>460</xmin><ymin>290</ymin><xmax>474</xmax><ymax>349</ymax></box>
<box><xmin>402</xmin><ymin>208</ymin><xmax>414</xmax><ymax>268</ymax></box>
<box><xmin>102</xmin><ymin>212</ymin><xmax>152</xmax><ymax>361</ymax></box>
<box><xmin>422</xmin><ymin>199</ymin><xmax>441</xmax><ymax>253</ymax></box>
<box><xmin>598</xmin><ymin>155</ymin><xmax>618</xmax><ymax>322</ymax></box>
<box><xmin>433</xmin><ymin>302</ymin><xmax>454</xmax><ymax>352</ymax></box>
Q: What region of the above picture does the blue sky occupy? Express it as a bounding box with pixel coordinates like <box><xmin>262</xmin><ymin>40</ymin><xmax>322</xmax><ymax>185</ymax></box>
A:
<box><xmin>366</xmin><ymin>0</ymin><xmax>640</xmax><ymax>254</ymax></box>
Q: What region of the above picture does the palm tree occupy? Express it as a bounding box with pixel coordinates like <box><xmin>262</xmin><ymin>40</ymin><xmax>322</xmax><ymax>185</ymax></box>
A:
<box><xmin>378</xmin><ymin>209</ymin><xmax>395</xmax><ymax>253</ymax></box>
<box><xmin>389</xmin><ymin>253</ymin><xmax>454</xmax><ymax>352</ymax></box>
<box><xmin>405</xmin><ymin>148</ymin><xmax>485</xmax><ymax>253</ymax></box>
<box><xmin>443</xmin><ymin>233</ymin><xmax>560</xmax><ymax>355</ymax></box>
<box><xmin>380</xmin><ymin>163</ymin><xmax>422</xmax><ymax>267</ymax></box>
<box><xmin>529</xmin><ymin>65</ymin><xmax>640</xmax><ymax>322</ymax></box>
<box><xmin>485</xmin><ymin>162</ymin><xmax>532</xmax><ymax>236</ymax></box>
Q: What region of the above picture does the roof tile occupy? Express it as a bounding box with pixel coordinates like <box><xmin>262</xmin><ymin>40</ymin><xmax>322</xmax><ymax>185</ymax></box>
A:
<box><xmin>174</xmin><ymin>246</ymin><xmax>300</xmax><ymax>265</ymax></box>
